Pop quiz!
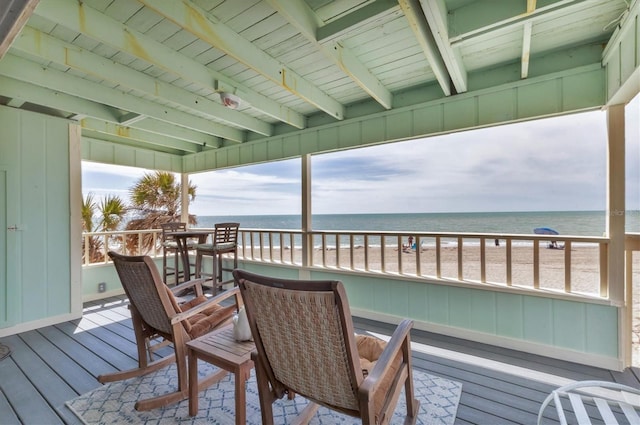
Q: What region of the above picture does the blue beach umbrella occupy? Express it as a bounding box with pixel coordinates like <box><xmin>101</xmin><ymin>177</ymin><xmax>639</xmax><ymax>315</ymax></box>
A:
<box><xmin>533</xmin><ymin>227</ymin><xmax>559</xmax><ymax>235</ymax></box>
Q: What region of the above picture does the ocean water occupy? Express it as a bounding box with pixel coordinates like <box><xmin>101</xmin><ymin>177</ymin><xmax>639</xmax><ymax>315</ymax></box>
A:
<box><xmin>196</xmin><ymin>210</ymin><xmax>640</xmax><ymax>236</ymax></box>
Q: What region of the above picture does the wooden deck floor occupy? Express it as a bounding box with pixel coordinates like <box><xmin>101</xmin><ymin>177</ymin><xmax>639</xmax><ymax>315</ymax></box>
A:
<box><xmin>0</xmin><ymin>295</ymin><xmax>638</xmax><ymax>424</ymax></box>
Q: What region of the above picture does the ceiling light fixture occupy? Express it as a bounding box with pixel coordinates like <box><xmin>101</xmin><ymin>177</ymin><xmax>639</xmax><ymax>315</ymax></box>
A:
<box><xmin>220</xmin><ymin>92</ymin><xmax>241</xmax><ymax>109</ymax></box>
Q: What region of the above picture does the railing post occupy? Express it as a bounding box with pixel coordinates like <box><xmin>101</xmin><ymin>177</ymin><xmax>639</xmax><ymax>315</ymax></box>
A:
<box><xmin>480</xmin><ymin>237</ymin><xmax>486</xmax><ymax>283</ymax></box>
<box><xmin>506</xmin><ymin>239</ymin><xmax>512</xmax><ymax>286</ymax></box>
<box><xmin>533</xmin><ymin>240</ymin><xmax>540</xmax><ymax>289</ymax></box>
<box><xmin>606</xmin><ymin>103</ymin><xmax>627</xmax><ymax>368</ymax></box>
<box><xmin>301</xmin><ymin>154</ymin><xmax>312</xmax><ymax>268</ymax></box>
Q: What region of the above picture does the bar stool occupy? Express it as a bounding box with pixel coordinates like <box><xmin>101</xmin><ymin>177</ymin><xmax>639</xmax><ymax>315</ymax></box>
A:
<box><xmin>160</xmin><ymin>222</ymin><xmax>195</xmax><ymax>285</ymax></box>
<box><xmin>195</xmin><ymin>222</ymin><xmax>239</xmax><ymax>293</ymax></box>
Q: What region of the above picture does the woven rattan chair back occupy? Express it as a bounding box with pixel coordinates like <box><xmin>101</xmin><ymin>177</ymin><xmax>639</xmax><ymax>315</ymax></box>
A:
<box><xmin>243</xmin><ymin>274</ymin><xmax>361</xmax><ymax>411</ymax></box>
<box><xmin>234</xmin><ymin>269</ymin><xmax>419</xmax><ymax>424</ymax></box>
<box><xmin>109</xmin><ymin>252</ymin><xmax>175</xmax><ymax>336</ymax></box>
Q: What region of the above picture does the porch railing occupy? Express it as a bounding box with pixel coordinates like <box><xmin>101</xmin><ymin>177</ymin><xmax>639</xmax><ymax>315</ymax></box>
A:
<box><xmin>78</xmin><ymin>227</ymin><xmax>640</xmax><ymax>301</ymax></box>
<box><xmin>239</xmin><ymin>229</ymin><xmax>614</xmax><ymax>298</ymax></box>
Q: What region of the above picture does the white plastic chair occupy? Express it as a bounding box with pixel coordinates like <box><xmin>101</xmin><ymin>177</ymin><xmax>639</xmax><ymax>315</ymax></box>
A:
<box><xmin>538</xmin><ymin>380</ymin><xmax>640</xmax><ymax>425</ymax></box>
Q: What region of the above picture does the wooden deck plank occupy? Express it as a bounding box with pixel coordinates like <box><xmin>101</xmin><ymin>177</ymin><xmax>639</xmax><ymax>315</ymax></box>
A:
<box><xmin>413</xmin><ymin>356</ymin><xmax>547</xmax><ymax>423</ymax></box>
<box><xmin>0</xmin><ymin>336</ymin><xmax>66</xmax><ymax>424</ymax></box>
<box><xmin>37</xmin><ymin>325</ymin><xmax>119</xmax><ymax>379</ymax></box>
<box><xmin>54</xmin><ymin>320</ymin><xmax>138</xmax><ymax>372</ymax></box>
<box><xmin>18</xmin><ymin>330</ymin><xmax>99</xmax><ymax>395</ymax></box>
<box><xmin>0</xmin><ymin>392</ymin><xmax>21</xmax><ymax>424</ymax></box>
<box><xmin>0</xmin><ymin>298</ymin><xmax>634</xmax><ymax>424</ymax></box>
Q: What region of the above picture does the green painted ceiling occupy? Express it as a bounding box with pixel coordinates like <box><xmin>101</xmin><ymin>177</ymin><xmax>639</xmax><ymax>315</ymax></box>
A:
<box><xmin>0</xmin><ymin>0</ymin><xmax>632</xmax><ymax>160</ymax></box>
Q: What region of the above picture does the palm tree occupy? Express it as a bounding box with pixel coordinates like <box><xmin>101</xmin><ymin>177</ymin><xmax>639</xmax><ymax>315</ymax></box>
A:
<box><xmin>82</xmin><ymin>194</ymin><xmax>127</xmax><ymax>263</ymax></box>
<box><xmin>125</xmin><ymin>171</ymin><xmax>197</xmax><ymax>252</ymax></box>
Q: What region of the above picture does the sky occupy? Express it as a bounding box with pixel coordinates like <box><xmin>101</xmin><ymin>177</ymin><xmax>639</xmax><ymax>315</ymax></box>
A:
<box><xmin>83</xmin><ymin>96</ymin><xmax>639</xmax><ymax>217</ymax></box>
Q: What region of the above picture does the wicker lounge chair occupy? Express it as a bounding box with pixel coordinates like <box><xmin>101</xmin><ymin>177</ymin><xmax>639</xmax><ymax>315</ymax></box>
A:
<box><xmin>99</xmin><ymin>251</ymin><xmax>242</xmax><ymax>411</ymax></box>
<box><xmin>233</xmin><ymin>269</ymin><xmax>419</xmax><ymax>425</ymax></box>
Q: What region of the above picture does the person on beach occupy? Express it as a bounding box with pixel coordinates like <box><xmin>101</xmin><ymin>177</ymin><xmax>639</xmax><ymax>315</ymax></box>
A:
<box><xmin>403</xmin><ymin>236</ymin><xmax>414</xmax><ymax>253</ymax></box>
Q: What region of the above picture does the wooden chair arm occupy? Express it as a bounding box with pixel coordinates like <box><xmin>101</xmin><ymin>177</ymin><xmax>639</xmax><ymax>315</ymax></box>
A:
<box><xmin>358</xmin><ymin>319</ymin><xmax>413</xmax><ymax>396</ymax></box>
<box><xmin>170</xmin><ymin>287</ymin><xmax>241</xmax><ymax>325</ymax></box>
<box><xmin>170</xmin><ymin>278</ymin><xmax>208</xmax><ymax>295</ymax></box>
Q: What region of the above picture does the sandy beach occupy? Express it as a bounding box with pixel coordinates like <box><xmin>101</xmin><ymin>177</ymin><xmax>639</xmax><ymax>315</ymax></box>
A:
<box><xmin>254</xmin><ymin>244</ymin><xmax>636</xmax><ymax>296</ymax></box>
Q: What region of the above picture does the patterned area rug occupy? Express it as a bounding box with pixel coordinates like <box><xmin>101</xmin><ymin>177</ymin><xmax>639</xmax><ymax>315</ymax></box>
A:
<box><xmin>66</xmin><ymin>361</ymin><xmax>462</xmax><ymax>425</ymax></box>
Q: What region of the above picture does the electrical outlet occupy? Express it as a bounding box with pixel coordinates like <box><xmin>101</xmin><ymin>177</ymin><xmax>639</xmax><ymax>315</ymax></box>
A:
<box><xmin>98</xmin><ymin>282</ymin><xmax>106</xmax><ymax>293</ymax></box>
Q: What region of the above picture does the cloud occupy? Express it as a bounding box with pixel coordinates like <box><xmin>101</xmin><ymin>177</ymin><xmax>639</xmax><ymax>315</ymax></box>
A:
<box><xmin>83</xmin><ymin>99</ymin><xmax>639</xmax><ymax>216</ymax></box>
<box><xmin>189</xmin><ymin>161</ymin><xmax>301</xmax><ymax>215</ymax></box>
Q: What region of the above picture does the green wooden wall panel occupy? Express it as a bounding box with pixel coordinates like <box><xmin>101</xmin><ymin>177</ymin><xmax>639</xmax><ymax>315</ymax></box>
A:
<box><xmin>604</xmin><ymin>3</ymin><xmax>639</xmax><ymax>101</ymax></box>
<box><xmin>45</xmin><ymin>119</ymin><xmax>71</xmax><ymax>316</ymax></box>
<box><xmin>0</xmin><ymin>110</ymin><xmax>20</xmax><ymax>329</ymax></box>
<box><xmin>586</xmin><ymin>304</ymin><xmax>618</xmax><ymax>357</ymax></box>
<box><xmin>518</xmin><ymin>80</ymin><xmax>560</xmax><ymax>118</ymax></box>
<box><xmin>372</xmin><ymin>277</ymin><xmax>393</xmax><ymax>313</ymax></box>
<box><xmin>226</xmin><ymin>146</ymin><xmax>241</xmax><ymax>168</ymax></box>
<box><xmin>192</xmin><ymin>151</ymin><xmax>206</xmax><ymax>171</ymax></box>
<box><xmin>427</xmin><ymin>284</ymin><xmax>450</xmax><ymax>324</ymax></box>
<box><xmin>523</xmin><ymin>297</ymin><xmax>553</xmax><ymax>345</ymax></box>
<box><xmin>407</xmin><ymin>282</ymin><xmax>429</xmax><ymax>321</ymax></box>
<box><xmin>2</xmin><ymin>109</ymin><xmax>72</xmax><ymax>324</ymax></box>
<box><xmin>620</xmin><ymin>28</ymin><xmax>637</xmax><ymax>79</ymax></box>
<box><xmin>444</xmin><ymin>97</ymin><xmax>476</xmax><ymax>131</ymax></box>
<box><xmin>362</xmin><ymin>116</ymin><xmax>385</xmax><ymax>145</ymax></box>
<box><xmin>637</xmin><ymin>13</ymin><xmax>640</xmax><ymax>67</ymax></box>
<box><xmin>448</xmin><ymin>286</ymin><xmax>472</xmax><ymax>328</ymax></box>
<box><xmin>563</xmin><ymin>71</ymin><xmax>605</xmax><ymax>111</ymax></box>
<box><xmin>20</xmin><ymin>118</ymin><xmax>48</xmax><ymax>321</ymax></box>
<box><xmin>478</xmin><ymin>90</ymin><xmax>516</xmax><ymax>125</ymax></box>
<box><xmin>607</xmin><ymin>51</ymin><xmax>622</xmax><ymax>100</ymax></box>
<box><xmin>0</xmin><ymin>170</ymin><xmax>7</xmax><ymax>325</ymax></box>
<box><xmin>317</xmin><ymin>126</ymin><xmax>339</xmax><ymax>152</ymax></box>
<box><xmin>413</xmin><ymin>105</ymin><xmax>444</xmax><ymax>136</ymax></box>
<box><xmin>83</xmin><ymin>261</ymin><xmax>621</xmax><ymax>364</ymax></box>
<box><xmin>386</xmin><ymin>110</ymin><xmax>413</xmax><ymax>142</ymax></box>
<box><xmin>470</xmin><ymin>290</ymin><xmax>497</xmax><ymax>334</ymax></box>
<box><xmin>83</xmin><ymin>138</ymin><xmax>114</xmax><ymax>164</ymax></box>
<box><xmin>387</xmin><ymin>282</ymin><xmax>409</xmax><ymax>317</ymax></box>
<box><xmin>553</xmin><ymin>300</ymin><xmax>586</xmax><ymax>351</ymax></box>
<box><xmin>132</xmin><ymin>149</ymin><xmax>155</xmax><ymax>170</ymax></box>
<box><xmin>113</xmin><ymin>146</ymin><xmax>135</xmax><ymax>168</ymax></box>
<box><xmin>338</xmin><ymin>121</ymin><xmax>361</xmax><ymax>149</ymax></box>
<box><xmin>83</xmin><ymin>138</ymin><xmax>182</xmax><ymax>172</ymax></box>
<box><xmin>496</xmin><ymin>292</ymin><xmax>524</xmax><ymax>339</ymax></box>
<box><xmin>240</xmin><ymin>143</ymin><xmax>256</xmax><ymax>165</ymax></box>
<box><xmin>300</xmin><ymin>131</ymin><xmax>318</xmax><ymax>155</ymax></box>
<box><xmin>266</xmin><ymin>139</ymin><xmax>282</xmax><ymax>161</ymax></box>
<box><xmin>283</xmin><ymin>134</ymin><xmax>301</xmax><ymax>158</ymax></box>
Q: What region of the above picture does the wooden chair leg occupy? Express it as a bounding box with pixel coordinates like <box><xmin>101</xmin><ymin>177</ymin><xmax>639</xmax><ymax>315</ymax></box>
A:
<box><xmin>211</xmin><ymin>252</ymin><xmax>218</xmax><ymax>294</ymax></box>
<box><xmin>255</xmin><ymin>357</ymin><xmax>276</xmax><ymax>425</ymax></box>
<box><xmin>162</xmin><ymin>248</ymin><xmax>168</xmax><ymax>282</ymax></box>
<box><xmin>195</xmin><ymin>251</ymin><xmax>202</xmax><ymax>278</ymax></box>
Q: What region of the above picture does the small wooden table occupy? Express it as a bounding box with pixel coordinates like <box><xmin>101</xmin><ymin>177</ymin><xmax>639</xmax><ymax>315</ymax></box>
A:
<box><xmin>187</xmin><ymin>325</ymin><xmax>255</xmax><ymax>423</ymax></box>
